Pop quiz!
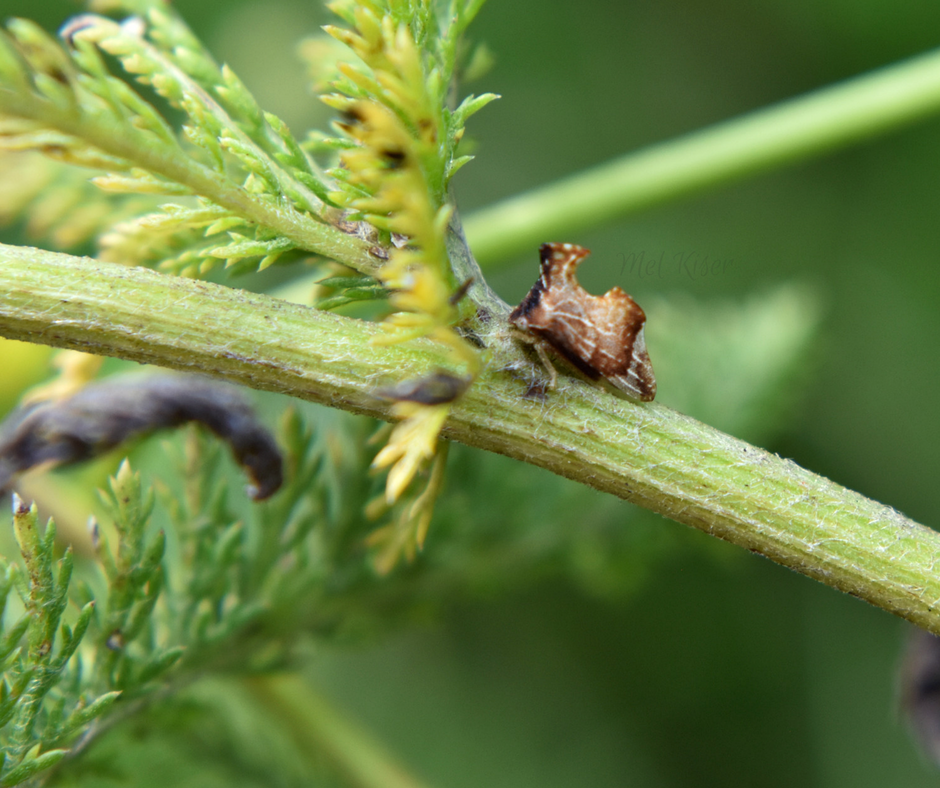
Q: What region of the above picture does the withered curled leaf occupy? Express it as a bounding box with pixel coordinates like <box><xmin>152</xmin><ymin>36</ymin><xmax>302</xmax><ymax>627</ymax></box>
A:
<box><xmin>0</xmin><ymin>374</ymin><xmax>282</xmax><ymax>500</ymax></box>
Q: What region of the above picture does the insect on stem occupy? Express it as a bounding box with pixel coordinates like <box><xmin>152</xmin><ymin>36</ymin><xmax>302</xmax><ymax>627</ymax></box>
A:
<box><xmin>509</xmin><ymin>243</ymin><xmax>656</xmax><ymax>401</ymax></box>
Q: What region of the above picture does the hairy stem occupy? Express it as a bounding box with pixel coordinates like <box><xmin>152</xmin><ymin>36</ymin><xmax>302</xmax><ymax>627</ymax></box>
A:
<box><xmin>464</xmin><ymin>46</ymin><xmax>940</xmax><ymax>265</ymax></box>
<box><xmin>2</xmin><ymin>245</ymin><xmax>940</xmax><ymax>634</ymax></box>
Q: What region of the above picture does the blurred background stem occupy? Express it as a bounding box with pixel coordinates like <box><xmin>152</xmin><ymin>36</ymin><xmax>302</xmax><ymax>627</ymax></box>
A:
<box><xmin>463</xmin><ymin>46</ymin><xmax>940</xmax><ymax>266</ymax></box>
<box><xmin>244</xmin><ymin>674</ymin><xmax>436</xmax><ymax>788</ymax></box>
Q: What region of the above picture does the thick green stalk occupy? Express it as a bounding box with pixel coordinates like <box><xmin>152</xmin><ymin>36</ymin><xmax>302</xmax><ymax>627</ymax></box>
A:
<box><xmin>2</xmin><ymin>245</ymin><xmax>940</xmax><ymax>634</ymax></box>
<box><xmin>463</xmin><ymin>46</ymin><xmax>940</xmax><ymax>265</ymax></box>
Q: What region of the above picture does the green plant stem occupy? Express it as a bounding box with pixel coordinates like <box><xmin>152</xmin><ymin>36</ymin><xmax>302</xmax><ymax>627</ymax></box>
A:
<box><xmin>2</xmin><ymin>245</ymin><xmax>940</xmax><ymax>634</ymax></box>
<box><xmin>463</xmin><ymin>46</ymin><xmax>940</xmax><ymax>266</ymax></box>
<box><xmin>244</xmin><ymin>674</ymin><xmax>435</xmax><ymax>788</ymax></box>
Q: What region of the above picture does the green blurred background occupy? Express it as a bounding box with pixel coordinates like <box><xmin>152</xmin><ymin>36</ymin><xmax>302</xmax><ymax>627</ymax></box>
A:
<box><xmin>4</xmin><ymin>0</ymin><xmax>940</xmax><ymax>785</ymax></box>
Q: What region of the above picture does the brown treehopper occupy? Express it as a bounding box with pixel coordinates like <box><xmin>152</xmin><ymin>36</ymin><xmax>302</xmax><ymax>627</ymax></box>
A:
<box><xmin>509</xmin><ymin>243</ymin><xmax>657</xmax><ymax>402</ymax></box>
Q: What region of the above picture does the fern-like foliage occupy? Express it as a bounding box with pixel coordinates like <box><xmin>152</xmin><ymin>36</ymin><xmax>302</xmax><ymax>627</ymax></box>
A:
<box><xmin>0</xmin><ymin>6</ymin><xmax>363</xmax><ymax>277</ymax></box>
<box><xmin>0</xmin><ymin>398</ymin><xmax>383</xmax><ymax>786</ymax></box>
<box><xmin>312</xmin><ymin>0</ymin><xmax>498</xmax><ymax>566</ymax></box>
<box><xmin>0</xmin><ymin>151</ymin><xmax>160</xmax><ymax>252</ymax></box>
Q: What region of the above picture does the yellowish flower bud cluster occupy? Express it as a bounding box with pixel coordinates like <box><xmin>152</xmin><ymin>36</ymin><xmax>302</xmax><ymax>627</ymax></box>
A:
<box><xmin>321</xmin><ymin>2</ymin><xmax>482</xmax><ymax>569</ymax></box>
